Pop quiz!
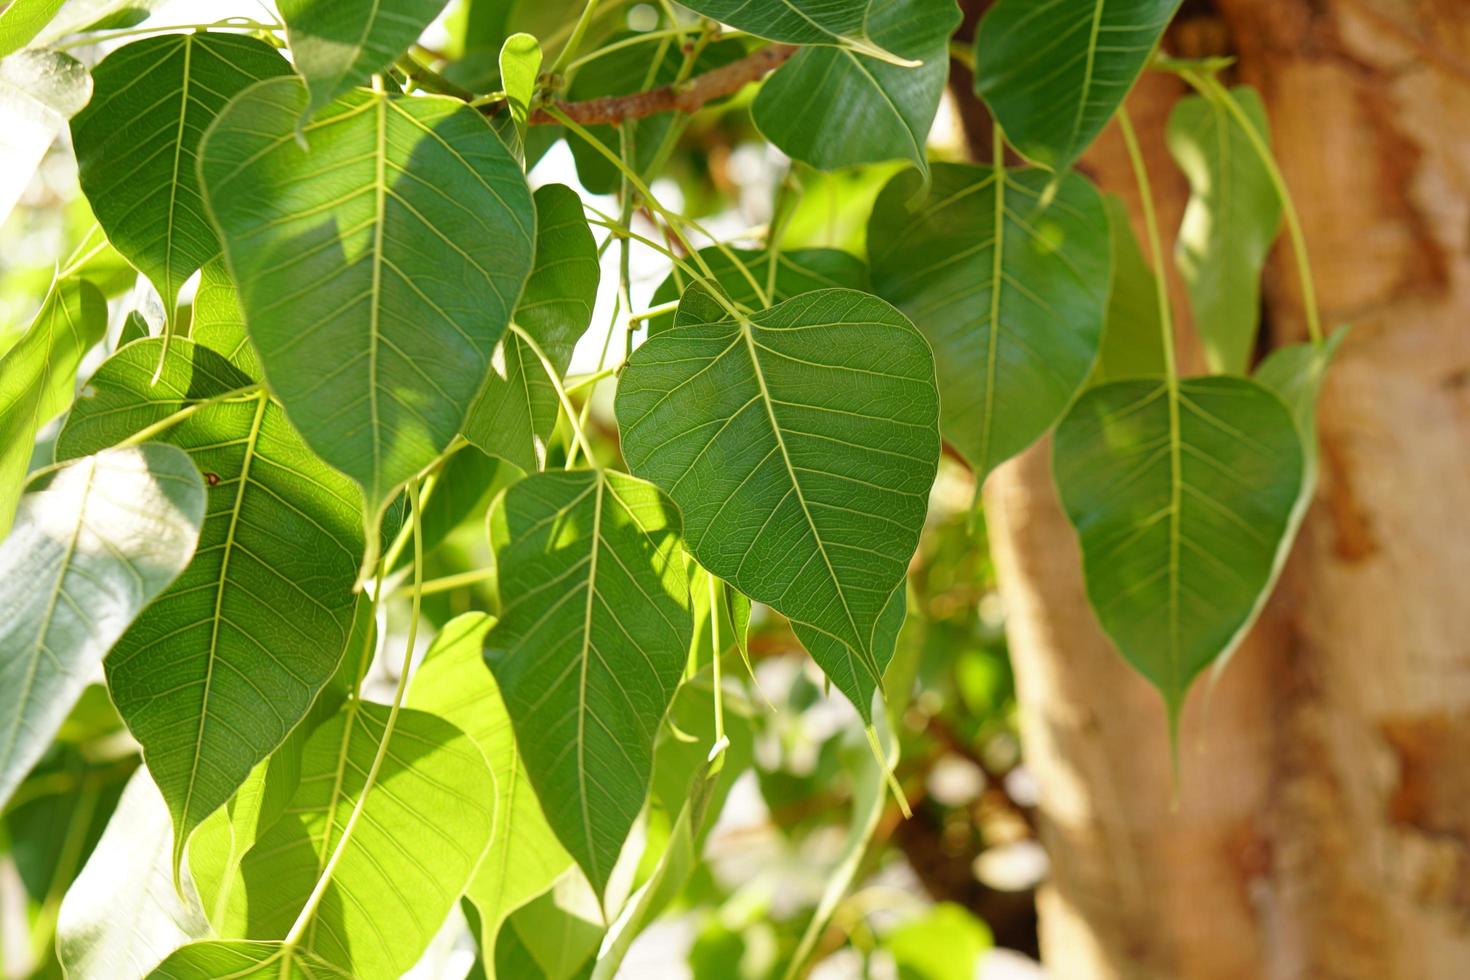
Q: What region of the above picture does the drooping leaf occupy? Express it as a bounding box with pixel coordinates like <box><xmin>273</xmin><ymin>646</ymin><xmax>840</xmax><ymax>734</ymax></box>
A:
<box><xmin>198</xmin><ymin>77</ymin><xmax>536</xmax><ymax>538</ymax></box>
<box><xmin>617</xmin><ymin>287</ymin><xmax>939</xmax><ymax>674</ymax></box>
<box><xmin>70</xmin><ymin>33</ymin><xmax>291</xmax><ymax>312</ymax></box>
<box><xmin>646</xmin><ymin>246</ymin><xmax>869</xmax><ymax>336</ymax></box>
<box><xmin>677</xmin><ymin>0</ymin><xmax>905</xmax><ymax>62</ymax></box>
<box><xmin>148</xmin><ymin>941</ymin><xmax>351</xmax><ymax>979</ymax></box>
<box><xmin>974</xmin><ymin>0</ymin><xmax>1183</xmax><ymax>169</ymax></box>
<box><xmin>1092</xmin><ymin>193</ymin><xmax>1166</xmax><ymax>383</ymax></box>
<box><xmin>56</xmin><ymin>770</ymin><xmax>211</xmax><ymax>978</ymax></box>
<box><xmin>407</xmin><ymin>611</ymin><xmax>572</xmax><ymax>974</ymax></box>
<box><xmin>0</xmin><ymin>49</ymin><xmax>90</xmax><ymax>225</ymax></box>
<box><xmin>0</xmin><ymin>445</ymin><xmax>204</xmax><ymax>810</ymax></box>
<box><xmin>1167</xmin><ymin>85</ymin><xmax>1281</xmax><ymax>374</ymax></box>
<box><xmin>278</xmin><ymin>0</ymin><xmax>450</xmax><ymax>121</ymax></box>
<box><xmin>0</xmin><ymin>277</ymin><xmax>107</xmax><ymax>538</ymax></box>
<box><xmin>868</xmin><ymin>163</ymin><xmax>1111</xmax><ymax>480</ymax></box>
<box><xmin>1052</xmin><ymin>377</ymin><xmax>1305</xmax><ymax>720</ymax></box>
<box><xmin>790</xmin><ymin>582</ymin><xmax>905</xmax><ymax>722</ymax></box>
<box><xmin>753</xmin><ymin>0</ymin><xmax>959</xmax><ymax>171</ymax></box>
<box><xmin>226</xmin><ymin>703</ymin><xmax>497</xmax><ymax>978</ymax></box>
<box><xmin>484</xmin><ymin>469</ymin><xmax>692</xmax><ymax>897</ymax></box>
<box><xmin>57</xmin><ymin>339</ymin><xmax>365</xmax><ymax>865</ymax></box>
<box><xmin>464</xmin><ymin>183</ymin><xmax>599</xmax><ymax>472</ymax></box>
<box><xmin>191</xmin><ymin>257</ymin><xmax>257</xmax><ymax>375</ymax></box>
<box><xmin>0</xmin><ymin>0</ymin><xmax>67</xmax><ymax>57</ymax></box>
<box><xmin>883</xmin><ymin>902</ymin><xmax>992</xmax><ymax>980</ymax></box>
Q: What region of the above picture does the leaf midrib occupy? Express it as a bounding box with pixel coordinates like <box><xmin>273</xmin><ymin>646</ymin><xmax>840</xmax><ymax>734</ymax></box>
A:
<box><xmin>576</xmin><ymin>471</ymin><xmax>605</xmax><ymax>886</ymax></box>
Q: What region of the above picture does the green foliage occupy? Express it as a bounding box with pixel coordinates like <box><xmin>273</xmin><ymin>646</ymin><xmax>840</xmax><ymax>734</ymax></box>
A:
<box><xmin>0</xmin><ymin>2</ymin><xmax>1343</xmax><ymax>975</ymax></box>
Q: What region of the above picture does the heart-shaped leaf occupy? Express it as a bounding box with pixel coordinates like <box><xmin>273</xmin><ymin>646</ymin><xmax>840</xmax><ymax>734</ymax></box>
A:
<box><xmin>227</xmin><ymin>703</ymin><xmax>496</xmax><ymax>978</ymax></box>
<box><xmin>407</xmin><ymin>612</ymin><xmax>572</xmax><ymax>970</ymax></box>
<box><xmin>616</xmin><ymin>287</ymin><xmax>939</xmax><ymax>669</ymax></box>
<box><xmin>1167</xmin><ymin>85</ymin><xmax>1281</xmax><ymax>374</ymax></box>
<box><xmin>0</xmin><ymin>445</ymin><xmax>205</xmax><ymax>810</ymax></box>
<box><xmin>753</xmin><ymin>0</ymin><xmax>959</xmax><ymax>171</ymax></box>
<box><xmin>198</xmin><ymin>77</ymin><xmax>536</xmax><ymax>539</ymax></box>
<box><xmin>278</xmin><ymin>0</ymin><xmax>450</xmax><ymax>121</ymax></box>
<box><xmin>464</xmin><ymin>183</ymin><xmax>599</xmax><ymax>472</ymax></box>
<box><xmin>71</xmin><ymin>34</ymin><xmax>291</xmax><ymax>311</ymax></box>
<box><xmin>0</xmin><ymin>277</ymin><xmax>107</xmax><ymax>538</ymax></box>
<box><xmin>974</xmin><ymin>0</ymin><xmax>1182</xmax><ymax>169</ymax></box>
<box><xmin>1053</xmin><ymin>376</ymin><xmax>1305</xmax><ymax>720</ymax></box>
<box><xmin>58</xmin><ymin>339</ymin><xmax>365</xmax><ymax>864</ymax></box>
<box><xmin>484</xmin><ymin>469</ymin><xmax>692</xmax><ymax>897</ymax></box>
<box><xmin>868</xmin><ymin>163</ymin><xmax>1111</xmax><ymax>481</ymax></box>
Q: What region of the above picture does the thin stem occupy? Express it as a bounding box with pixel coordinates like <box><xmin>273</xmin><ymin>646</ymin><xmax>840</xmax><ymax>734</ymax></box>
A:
<box><xmin>1180</xmin><ymin>69</ymin><xmax>1323</xmax><ymax>346</ymax></box>
<box><xmin>397</xmin><ymin>566</ymin><xmax>495</xmax><ymax>597</ymax></box>
<box><xmin>566</xmin><ymin>367</ymin><xmax>617</xmax><ymax>392</ymax></box>
<box><xmin>58</xmin><ymin>225</ymin><xmax>109</xmax><ymax>279</ymax></box>
<box><xmin>583</xmin><ymin>210</ymin><xmax>708</xmax><ymax>282</ymax></box>
<box><xmin>114</xmin><ymin>385</ymin><xmax>264</xmax><ymax>450</ymax></box>
<box><xmin>509</xmin><ymin>322</ymin><xmax>598</xmax><ymax>465</ymax></box>
<box><xmin>627</xmin><ymin>299</ymin><xmax>681</xmax><ymax>323</ymax></box>
<box><xmin>547</xmin><ymin>0</ymin><xmax>604</xmax><ymax>77</ymax></box>
<box><xmin>396</xmin><ymin>53</ymin><xmax>475</xmax><ymax>101</ymax></box>
<box><xmin>563</xmin><ymin>26</ymin><xmax>696</xmax><ymax>74</ymax></box>
<box><xmin>283</xmin><ymin>480</ymin><xmax>425</xmax><ymax>950</ymax></box>
<box><xmin>1116</xmin><ymin>109</ymin><xmax>1178</xmax><ymax>381</ymax></box>
<box><xmin>707</xmin><ymin>575</ymin><xmax>726</xmax><ymax>774</ymax></box>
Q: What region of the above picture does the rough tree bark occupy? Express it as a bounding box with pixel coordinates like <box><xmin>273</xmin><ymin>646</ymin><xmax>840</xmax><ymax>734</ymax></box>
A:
<box><xmin>969</xmin><ymin>1</ymin><xmax>1470</xmax><ymax>977</ymax></box>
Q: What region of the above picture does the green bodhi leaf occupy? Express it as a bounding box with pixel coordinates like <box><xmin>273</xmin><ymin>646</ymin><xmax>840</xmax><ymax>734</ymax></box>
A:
<box><xmin>0</xmin><ymin>445</ymin><xmax>205</xmax><ymax>811</ymax></box>
<box><xmin>676</xmin><ymin>0</ymin><xmax>914</xmax><ymax>64</ymax></box>
<box><xmin>974</xmin><ymin>0</ymin><xmax>1183</xmax><ymax>169</ymax></box>
<box><xmin>616</xmin><ymin>287</ymin><xmax>939</xmax><ymax>672</ymax></box>
<box><xmin>499</xmin><ymin>32</ymin><xmax>540</xmax><ymax>157</ymax></box>
<box><xmin>1167</xmin><ymin>85</ymin><xmax>1282</xmax><ymax>374</ymax></box>
<box><xmin>1092</xmin><ymin>194</ymin><xmax>1167</xmax><ymax>383</ymax></box>
<box><xmin>191</xmin><ymin>257</ymin><xmax>257</xmax><ymax>375</ymax></box>
<box><xmin>149</xmin><ymin>941</ymin><xmax>351</xmax><ymax>979</ymax></box>
<box><xmin>198</xmin><ymin>77</ymin><xmax>535</xmax><ymax>552</ymax></box>
<box><xmin>868</xmin><ymin>163</ymin><xmax>1111</xmax><ymax>481</ymax></box>
<box><xmin>484</xmin><ymin>469</ymin><xmax>693</xmax><ymax>899</ymax></box>
<box><xmin>70</xmin><ymin>33</ymin><xmax>291</xmax><ymax>314</ymax></box>
<box><xmin>753</xmin><ymin>0</ymin><xmax>959</xmax><ymax>171</ymax></box>
<box><xmin>278</xmin><ymin>0</ymin><xmax>450</xmax><ymax>122</ymax></box>
<box><xmin>1052</xmin><ymin>376</ymin><xmax>1305</xmax><ymax>723</ymax></box>
<box><xmin>646</xmin><ymin>246</ymin><xmax>869</xmax><ymax>336</ymax></box>
<box><xmin>465</xmin><ymin>183</ymin><xmax>599</xmax><ymax>472</ymax></box>
<box><xmin>0</xmin><ymin>277</ymin><xmax>107</xmax><ymax>539</ymax></box>
<box><xmin>58</xmin><ymin>339</ymin><xmax>366</xmax><ymax>870</ymax></box>
<box><xmin>407</xmin><ymin>612</ymin><xmax>572</xmax><ymax>975</ymax></box>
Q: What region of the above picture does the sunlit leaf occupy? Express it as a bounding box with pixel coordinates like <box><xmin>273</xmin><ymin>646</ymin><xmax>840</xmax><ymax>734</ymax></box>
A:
<box><xmin>465</xmin><ymin>183</ymin><xmax>599</xmax><ymax>472</ymax></box>
<box><xmin>0</xmin><ymin>277</ymin><xmax>106</xmax><ymax>538</ymax></box>
<box><xmin>753</xmin><ymin>0</ymin><xmax>958</xmax><ymax>171</ymax></box>
<box><xmin>884</xmin><ymin>902</ymin><xmax>991</xmax><ymax>980</ymax></box>
<box><xmin>227</xmin><ymin>703</ymin><xmax>496</xmax><ymax>978</ymax></box>
<box><xmin>58</xmin><ymin>339</ymin><xmax>366</xmax><ymax>867</ymax></box>
<box><xmin>0</xmin><ymin>445</ymin><xmax>204</xmax><ymax>810</ymax></box>
<box><xmin>70</xmin><ymin>34</ymin><xmax>291</xmax><ymax>311</ymax></box>
<box><xmin>407</xmin><ymin>611</ymin><xmax>572</xmax><ymax>974</ymax></box>
<box><xmin>1053</xmin><ymin>377</ymin><xmax>1304</xmax><ymax>720</ymax></box>
<box><xmin>1167</xmin><ymin>85</ymin><xmax>1281</xmax><ymax>374</ymax></box>
<box><xmin>56</xmin><ymin>770</ymin><xmax>211</xmax><ymax>978</ymax></box>
<box><xmin>496</xmin><ymin>870</ymin><xmax>604</xmax><ymax>980</ymax></box>
<box><xmin>191</xmin><ymin>257</ymin><xmax>257</xmax><ymax>375</ymax></box>
<box><xmin>868</xmin><ymin>163</ymin><xmax>1111</xmax><ymax>480</ymax></box>
<box><xmin>0</xmin><ymin>48</ymin><xmax>90</xmax><ymax>224</ymax></box>
<box><xmin>974</xmin><ymin>0</ymin><xmax>1182</xmax><ymax>169</ymax></box>
<box><xmin>485</xmin><ymin>469</ymin><xmax>692</xmax><ymax>897</ymax></box>
<box><xmin>499</xmin><ymin>32</ymin><xmax>540</xmax><ymax>157</ymax></box>
<box><xmin>279</xmin><ymin>0</ymin><xmax>450</xmax><ymax>121</ymax></box>
<box><xmin>149</xmin><ymin>941</ymin><xmax>351</xmax><ymax>979</ymax></box>
<box><xmin>198</xmin><ymin>77</ymin><xmax>536</xmax><ymax>541</ymax></box>
<box><xmin>617</xmin><ymin>287</ymin><xmax>938</xmax><ymax>673</ymax></box>
<box><xmin>0</xmin><ymin>0</ymin><xmax>68</xmax><ymax>56</ymax></box>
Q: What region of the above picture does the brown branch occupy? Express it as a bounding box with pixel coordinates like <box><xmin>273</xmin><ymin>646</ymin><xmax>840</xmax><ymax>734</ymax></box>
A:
<box><xmin>522</xmin><ymin>43</ymin><xmax>798</xmax><ymax>126</ymax></box>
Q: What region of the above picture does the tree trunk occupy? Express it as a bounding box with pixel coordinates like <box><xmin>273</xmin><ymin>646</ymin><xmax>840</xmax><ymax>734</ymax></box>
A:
<box><xmin>975</xmin><ymin>1</ymin><xmax>1470</xmax><ymax>976</ymax></box>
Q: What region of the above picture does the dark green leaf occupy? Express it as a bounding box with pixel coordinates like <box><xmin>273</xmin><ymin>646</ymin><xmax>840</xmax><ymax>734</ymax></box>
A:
<box><xmin>1052</xmin><ymin>377</ymin><xmax>1304</xmax><ymax>719</ymax></box>
<box><xmin>70</xmin><ymin>34</ymin><xmax>291</xmax><ymax>311</ymax></box>
<box><xmin>229</xmin><ymin>703</ymin><xmax>496</xmax><ymax>978</ymax></box>
<box><xmin>753</xmin><ymin>0</ymin><xmax>959</xmax><ymax>171</ymax></box>
<box><xmin>1167</xmin><ymin>85</ymin><xmax>1281</xmax><ymax>374</ymax></box>
<box><xmin>868</xmin><ymin>163</ymin><xmax>1111</xmax><ymax>480</ymax></box>
<box><xmin>58</xmin><ymin>339</ymin><xmax>365</xmax><ymax>863</ymax></box>
<box><xmin>647</xmin><ymin>246</ymin><xmax>869</xmax><ymax>336</ymax></box>
<box><xmin>485</xmin><ymin>469</ymin><xmax>692</xmax><ymax>897</ymax></box>
<box><xmin>974</xmin><ymin>0</ymin><xmax>1182</xmax><ymax>169</ymax></box>
<box><xmin>0</xmin><ymin>445</ymin><xmax>204</xmax><ymax>810</ymax></box>
<box><xmin>198</xmin><ymin>78</ymin><xmax>536</xmax><ymax>540</ymax></box>
<box><xmin>279</xmin><ymin>0</ymin><xmax>449</xmax><ymax>121</ymax></box>
<box><xmin>465</xmin><ymin>183</ymin><xmax>599</xmax><ymax>472</ymax></box>
<box><xmin>1092</xmin><ymin>193</ymin><xmax>1166</xmax><ymax>383</ymax></box>
<box><xmin>677</xmin><ymin>0</ymin><xmax>907</xmax><ymax>62</ymax></box>
<box><xmin>616</xmin><ymin>288</ymin><xmax>938</xmax><ymax>674</ymax></box>
<box><xmin>407</xmin><ymin>612</ymin><xmax>572</xmax><ymax>971</ymax></box>
<box><xmin>0</xmin><ymin>277</ymin><xmax>107</xmax><ymax>538</ymax></box>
